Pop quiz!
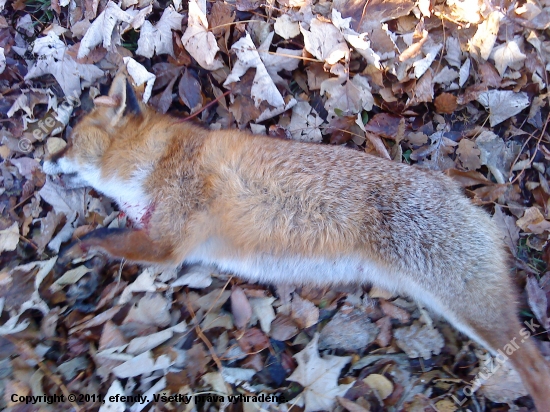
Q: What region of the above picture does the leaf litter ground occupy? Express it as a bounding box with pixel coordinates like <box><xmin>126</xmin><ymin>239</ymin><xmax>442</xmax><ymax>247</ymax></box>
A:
<box><xmin>1</xmin><ymin>0</ymin><xmax>550</xmax><ymax>411</ymax></box>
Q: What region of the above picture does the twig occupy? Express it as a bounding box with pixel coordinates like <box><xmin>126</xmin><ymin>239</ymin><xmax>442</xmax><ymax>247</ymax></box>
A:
<box><xmin>179</xmin><ymin>90</ymin><xmax>231</xmax><ymax>122</ymax></box>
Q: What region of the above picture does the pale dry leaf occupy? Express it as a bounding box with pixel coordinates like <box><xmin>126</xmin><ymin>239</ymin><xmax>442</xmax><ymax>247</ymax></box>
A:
<box><xmin>0</xmin><ymin>222</ymin><xmax>19</xmax><ymax>253</ymax></box>
<box><xmin>288</xmin><ymin>101</ymin><xmax>323</xmax><ymax>142</ymax></box>
<box><xmin>99</xmin><ymin>380</ymin><xmax>125</xmax><ymax>412</ymax></box>
<box><xmin>126</xmin><ymin>324</ymin><xmax>184</xmax><ymax>355</ymax></box>
<box><xmin>231</xmin><ymin>285</ymin><xmax>252</xmax><ymax>329</ymax></box>
<box><xmin>321</xmin><ymin>77</ymin><xmax>371</xmax><ymax>119</ymax></box>
<box><xmin>409</xmin><ymin>69</ymin><xmax>434</xmax><ymax>105</ymax></box>
<box><xmin>181</xmin><ymin>0</ymin><xmax>223</xmax><ymax>70</ymax></box>
<box><xmin>202</xmin><ymin>372</ymin><xmax>230</xmax><ymax>395</ymax></box>
<box><xmin>445</xmin><ymin>36</ymin><xmax>462</xmax><ymax>68</ymax></box>
<box><xmin>394</xmin><ymin>321</ymin><xmax>444</xmax><ymax>360</ymax></box>
<box><xmin>77</xmin><ymin>2</ymin><xmax>141</xmax><ymax>59</ymax></box>
<box><xmin>413</xmin><ymin>42</ymin><xmax>442</xmax><ymax>79</ymax></box>
<box><xmin>363</xmin><ymin>373</ymin><xmax>394</xmax><ymax>399</ymax></box>
<box><xmin>221</xmin><ymin>367</ymin><xmax>256</xmax><ymax>384</ymax></box>
<box><xmin>319</xmin><ymin>308</ymin><xmax>379</xmax><ymax>350</ymax></box>
<box><xmin>476</xmin><ymin>90</ymin><xmax>530</xmax><ymax>127</ymax></box>
<box><xmin>0</xmin><ymin>47</ymin><xmax>5</xmax><ymax>74</ymax></box>
<box><xmin>124</xmin><ymin>293</ymin><xmax>171</xmax><ymax>327</ymax></box>
<box><xmin>224</xmin><ymin>32</ymin><xmax>285</xmax><ymax>108</ymax></box>
<box><xmin>119</xmin><ymin>268</ymin><xmax>159</xmax><ymax>304</ymax></box>
<box><xmin>258</xmin><ymin>32</ymin><xmax>301</xmax><ymax>85</ymax></box>
<box><xmin>38</xmin><ymin>179</ymin><xmax>88</xmax><ymax>219</ymax></box>
<box><xmin>269</xmin><ymin>314</ymin><xmax>299</xmax><ymax>340</ymax></box>
<box><xmin>46</xmin><ymin>137</ymin><xmax>66</xmax><ymax>156</ymax></box>
<box><xmin>526</xmin><ymin>276</ymin><xmax>550</xmax><ymax>330</ymax></box>
<box><xmin>516</xmin><ymin>206</ymin><xmax>550</xmax><ymax>234</ymax></box>
<box><xmin>492</xmin><ymin>205</ymin><xmax>519</xmax><ymax>257</ymax></box>
<box><xmin>479</xmin><ymin>359</ymin><xmax>528</xmax><ymax>402</ymax></box>
<box><xmin>287</xmin><ymin>334</ymin><xmax>353</xmax><ymax>412</ymax></box>
<box><xmin>136</xmin><ymin>7</ymin><xmax>182</xmax><ymax>58</ymax></box>
<box><xmin>274</xmin><ymin>13</ymin><xmax>300</xmax><ymax>39</ymax></box>
<box><xmin>469</xmin><ymin>10</ymin><xmax>503</xmax><ymax>60</ymax></box>
<box><xmin>300</xmin><ymin>18</ymin><xmax>349</xmax><ymax>64</ymax></box>
<box><xmin>331</xmin><ymin>9</ymin><xmax>381</xmax><ymax>68</ymax></box>
<box><xmin>50</xmin><ymin>265</ymin><xmax>90</xmax><ymax>293</ymax></box>
<box><xmin>26</xmin><ymin>32</ymin><xmax>103</xmax><ymax>98</ymax></box>
<box><xmin>291</xmin><ymin>294</ymin><xmax>319</xmax><ymax>329</ymax></box>
<box><xmin>123</xmin><ymin>57</ymin><xmax>156</xmax><ymax>103</ymax></box>
<box><xmin>433</xmin><ymin>67</ymin><xmax>459</xmax><ymax>84</ymax></box>
<box><xmin>475</xmin><ymin>130</ymin><xmax>520</xmax><ymax>183</ymax></box>
<box><xmin>380</xmin><ymin>300</ymin><xmax>410</xmax><ymax>323</ymax></box>
<box><xmin>336</xmin><ymin>397</ymin><xmax>370</xmax><ymax>412</ymax></box>
<box><xmin>491</xmin><ymin>38</ymin><xmax>527</xmax><ymax>77</ymax></box>
<box><xmin>459</xmin><ymin>58</ymin><xmax>471</xmax><ymax>87</ymax></box>
<box><xmin>249</xmin><ymin>297</ymin><xmax>276</xmax><ymax>333</ymax></box>
<box><xmin>112</xmin><ymin>351</ymin><xmax>155</xmax><ymax>378</ymax></box>
<box><xmin>515</xmin><ymin>0</ymin><xmax>542</xmax><ymax>20</ymax></box>
<box><xmin>171</xmin><ymin>264</ymin><xmax>212</xmax><ymax>288</ymax></box>
<box><xmin>447</xmin><ymin>0</ymin><xmax>482</xmax><ymax>23</ymax></box>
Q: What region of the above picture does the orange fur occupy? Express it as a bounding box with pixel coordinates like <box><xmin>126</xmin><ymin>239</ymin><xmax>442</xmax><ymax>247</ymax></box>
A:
<box><xmin>43</xmin><ymin>74</ymin><xmax>550</xmax><ymax>411</ymax></box>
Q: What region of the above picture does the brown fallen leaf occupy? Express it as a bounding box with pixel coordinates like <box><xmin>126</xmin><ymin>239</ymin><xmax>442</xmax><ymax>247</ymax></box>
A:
<box><xmin>236</xmin><ymin>327</ymin><xmax>270</xmax><ymax>353</ymax></box>
<box><xmin>380</xmin><ymin>300</ymin><xmax>411</xmax><ymax>324</ymax></box>
<box><xmin>231</xmin><ymin>285</ymin><xmax>252</xmax><ymax>329</ymax></box>
<box><xmin>375</xmin><ymin>316</ymin><xmax>393</xmax><ymax>347</ymax></box>
<box><xmin>291</xmin><ymin>294</ymin><xmax>319</xmax><ymax>329</ymax></box>
<box><xmin>363</xmin><ymin>373</ymin><xmax>394</xmax><ymax>399</ymax></box>
<box><xmin>434</xmin><ymin>92</ymin><xmax>458</xmax><ymax>114</ymax></box>
<box><xmin>516</xmin><ymin>206</ymin><xmax>550</xmax><ymax>234</ymax></box>
<box><xmin>269</xmin><ymin>314</ymin><xmax>299</xmax><ymax>341</ymax></box>
<box><xmin>456</xmin><ymin>139</ymin><xmax>482</xmax><ymax>171</ymax></box>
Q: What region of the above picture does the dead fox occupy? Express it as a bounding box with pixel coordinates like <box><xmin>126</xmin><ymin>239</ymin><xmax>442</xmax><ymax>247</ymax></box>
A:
<box><xmin>43</xmin><ymin>74</ymin><xmax>550</xmax><ymax>410</ymax></box>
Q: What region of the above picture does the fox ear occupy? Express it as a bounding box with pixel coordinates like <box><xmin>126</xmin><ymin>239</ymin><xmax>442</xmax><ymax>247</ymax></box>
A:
<box><xmin>94</xmin><ymin>74</ymin><xmax>142</xmax><ymax>124</ymax></box>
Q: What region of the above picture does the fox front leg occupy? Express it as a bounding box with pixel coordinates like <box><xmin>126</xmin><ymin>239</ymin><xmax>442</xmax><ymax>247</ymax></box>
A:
<box><xmin>57</xmin><ymin>228</ymin><xmax>176</xmax><ymax>266</ymax></box>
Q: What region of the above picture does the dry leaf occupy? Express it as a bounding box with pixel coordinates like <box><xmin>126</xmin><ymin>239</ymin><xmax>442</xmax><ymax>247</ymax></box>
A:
<box><xmin>434</xmin><ymin>93</ymin><xmax>458</xmax><ymax>114</ymax></box>
<box><xmin>0</xmin><ymin>222</ymin><xmax>19</xmax><ymax>253</ymax></box>
<box><xmin>476</xmin><ymin>90</ymin><xmax>530</xmax><ymax>127</ymax></box>
<box><xmin>526</xmin><ymin>276</ymin><xmax>550</xmax><ymax>330</ymax></box>
<box><xmin>224</xmin><ymin>32</ymin><xmax>285</xmax><ymax>108</ymax></box>
<box><xmin>290</xmin><ymin>294</ymin><xmax>319</xmax><ymax>329</ymax></box>
<box><xmin>319</xmin><ymin>308</ymin><xmax>379</xmax><ymax>350</ymax></box>
<box><xmin>231</xmin><ymin>285</ymin><xmax>252</xmax><ymax>329</ymax></box>
<box><xmin>181</xmin><ymin>0</ymin><xmax>223</xmax><ymax>70</ymax></box>
<box><xmin>516</xmin><ymin>206</ymin><xmax>550</xmax><ymax>234</ymax></box>
<box><xmin>492</xmin><ymin>205</ymin><xmax>520</xmax><ymax>257</ymax></box>
<box><xmin>469</xmin><ymin>10</ymin><xmax>503</xmax><ymax>60</ymax></box>
<box><xmin>300</xmin><ymin>18</ymin><xmax>349</xmax><ymax>64</ymax></box>
<box><xmin>26</xmin><ymin>32</ymin><xmax>103</xmax><ymax>98</ymax></box>
<box><xmin>363</xmin><ymin>373</ymin><xmax>394</xmax><ymax>399</ymax></box>
<box><xmin>491</xmin><ymin>38</ymin><xmax>527</xmax><ymax>77</ymax></box>
<box><xmin>78</xmin><ymin>2</ymin><xmax>151</xmax><ymax>59</ymax></box>
<box><xmin>287</xmin><ymin>334</ymin><xmax>353</xmax><ymax>412</ymax></box>
<box><xmin>456</xmin><ymin>139</ymin><xmax>482</xmax><ymax>171</ymax></box>
<box><xmin>136</xmin><ymin>7</ymin><xmax>182</xmax><ymax>58</ymax></box>
<box><xmin>479</xmin><ymin>359</ymin><xmax>528</xmax><ymax>402</ymax></box>
<box><xmin>394</xmin><ymin>321</ymin><xmax>444</xmax><ymax>360</ymax></box>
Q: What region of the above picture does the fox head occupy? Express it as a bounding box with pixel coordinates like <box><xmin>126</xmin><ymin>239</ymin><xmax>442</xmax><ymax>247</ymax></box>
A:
<box><xmin>42</xmin><ymin>73</ymin><xmax>146</xmax><ymax>189</ymax></box>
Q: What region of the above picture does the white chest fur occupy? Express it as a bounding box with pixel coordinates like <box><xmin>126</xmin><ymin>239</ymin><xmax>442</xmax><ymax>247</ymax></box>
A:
<box><xmin>81</xmin><ymin>167</ymin><xmax>152</xmax><ymax>227</ymax></box>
